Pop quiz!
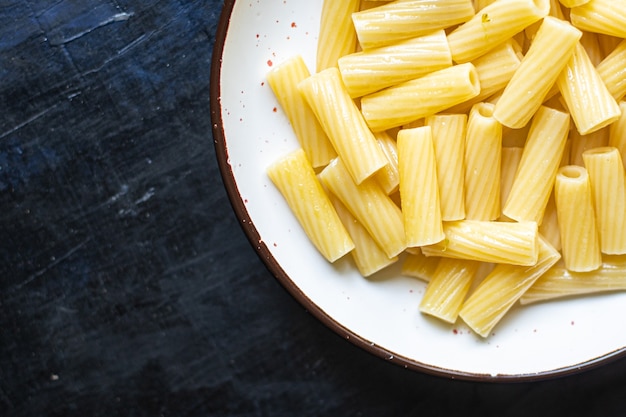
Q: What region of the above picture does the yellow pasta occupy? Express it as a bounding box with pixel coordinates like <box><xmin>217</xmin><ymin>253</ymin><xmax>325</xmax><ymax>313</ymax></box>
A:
<box><xmin>503</xmin><ymin>106</ymin><xmax>570</xmax><ymax>224</ymax></box>
<box><xmin>609</xmin><ymin>101</ymin><xmax>626</xmax><ymax>166</ymax></box>
<box><xmin>557</xmin><ymin>43</ymin><xmax>621</xmax><ymax>135</ymax></box>
<box><xmin>493</xmin><ymin>16</ymin><xmax>582</xmax><ymax>129</ymax></box>
<box><xmin>520</xmin><ymin>256</ymin><xmax>626</xmax><ymax>305</ymax></box>
<box><xmin>421</xmin><ymin>220</ymin><xmax>539</xmax><ymax>266</ymax></box>
<box><xmin>569</xmin><ymin>0</ymin><xmax>626</xmax><ymax>38</ymax></box>
<box><xmin>361</xmin><ymin>63</ymin><xmax>481</xmax><ymax>132</ymax></box>
<box><xmin>397</xmin><ymin>126</ymin><xmax>445</xmax><ymax>247</ymax></box>
<box><xmin>328</xmin><ymin>193</ymin><xmax>398</xmax><ymax>277</ymax></box>
<box><xmin>352</xmin><ymin>0</ymin><xmax>476</xmax><ymax>50</ymax></box>
<box><xmin>401</xmin><ymin>252</ymin><xmax>440</xmax><ymax>283</ymax></box>
<box><xmin>582</xmin><ymin>147</ymin><xmax>626</xmax><ymax>254</ymax></box>
<box><xmin>464</xmin><ymin>103</ymin><xmax>502</xmax><ymax>220</ymax></box>
<box><xmin>554</xmin><ymin>165</ymin><xmax>602</xmax><ymax>272</ymax></box>
<box><xmin>266</xmin><ymin>56</ymin><xmax>337</xmax><ymax>168</ymax></box>
<box><xmin>447</xmin><ymin>0</ymin><xmax>549</xmax><ymax>63</ymax></box>
<box><xmin>499</xmin><ymin>147</ymin><xmax>524</xmax><ymax>221</ymax></box>
<box><xmin>459</xmin><ymin>236</ymin><xmax>561</xmax><ymax>337</ymax></box>
<box><xmin>338</xmin><ymin>30</ymin><xmax>452</xmax><ymax>98</ymax></box>
<box><xmin>267</xmin><ymin>149</ymin><xmax>354</xmax><ymax>262</ymax></box>
<box><xmin>373</xmin><ymin>131</ymin><xmax>400</xmax><ymax>195</ymax></box>
<box><xmin>316</xmin><ymin>0</ymin><xmax>360</xmax><ymax>72</ymax></box>
<box><xmin>319</xmin><ymin>157</ymin><xmax>406</xmax><ymax>258</ymax></box>
<box><xmin>596</xmin><ymin>39</ymin><xmax>626</xmax><ymax>101</ymax></box>
<box><xmin>426</xmin><ymin>114</ymin><xmax>467</xmax><ymax>221</ymax></box>
<box><xmin>420</xmin><ymin>259</ymin><xmax>480</xmax><ymax>323</ymax></box>
<box><xmin>298</xmin><ymin>67</ymin><xmax>388</xmax><ymax>184</ymax></box>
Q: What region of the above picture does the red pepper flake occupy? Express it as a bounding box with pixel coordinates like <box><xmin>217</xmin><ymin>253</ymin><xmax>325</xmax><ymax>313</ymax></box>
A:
<box><xmin>272</xmin><ymin>107</ymin><xmax>277</xmax><ymax>112</ymax></box>
<box><xmin>571</xmin><ymin>320</ymin><xmax>575</xmax><ymax>326</ymax></box>
<box><xmin>261</xmin><ymin>81</ymin><xmax>265</xmax><ymax>86</ymax></box>
<box><xmin>273</xmin><ymin>242</ymin><xmax>278</xmax><ymax>247</ymax></box>
<box><xmin>291</xmin><ymin>22</ymin><xmax>297</xmax><ymax>28</ymax></box>
<box><xmin>267</xmin><ymin>59</ymin><xmax>273</xmax><ymax>67</ymax></box>
<box><xmin>256</xmin><ymin>34</ymin><xmax>260</xmax><ymax>38</ymax></box>
<box><xmin>453</xmin><ymin>329</ymin><xmax>459</xmax><ymax>335</ymax></box>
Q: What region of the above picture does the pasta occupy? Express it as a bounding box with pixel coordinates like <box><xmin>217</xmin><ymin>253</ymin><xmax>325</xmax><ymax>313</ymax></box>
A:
<box><xmin>316</xmin><ymin>0</ymin><xmax>360</xmax><ymax>72</ymax></box>
<box><xmin>596</xmin><ymin>39</ymin><xmax>626</xmax><ymax>101</ymax></box>
<box><xmin>267</xmin><ymin>149</ymin><xmax>354</xmax><ymax>262</ymax></box>
<box><xmin>569</xmin><ymin>0</ymin><xmax>626</xmax><ymax>38</ymax></box>
<box><xmin>352</xmin><ymin>0</ymin><xmax>475</xmax><ymax>50</ymax></box>
<box><xmin>318</xmin><ymin>157</ymin><xmax>406</xmax><ymax>258</ymax></box>
<box><xmin>361</xmin><ymin>63</ymin><xmax>480</xmax><ymax>132</ymax></box>
<box><xmin>502</xmin><ymin>106</ymin><xmax>570</xmax><ymax>224</ymax></box>
<box><xmin>447</xmin><ymin>0</ymin><xmax>549</xmax><ymax>63</ymax></box>
<box><xmin>420</xmin><ymin>220</ymin><xmax>539</xmax><ymax>266</ymax></box>
<box><xmin>397</xmin><ymin>126</ymin><xmax>445</xmax><ymax>247</ymax></box>
<box><xmin>493</xmin><ymin>16</ymin><xmax>582</xmax><ymax>129</ymax></box>
<box><xmin>556</xmin><ymin>42</ymin><xmax>621</xmax><ymax>135</ymax></box>
<box><xmin>464</xmin><ymin>103</ymin><xmax>502</xmax><ymax>221</ymax></box>
<box><xmin>554</xmin><ymin>165</ymin><xmax>602</xmax><ymax>272</ymax></box>
<box><xmin>426</xmin><ymin>114</ymin><xmax>467</xmax><ymax>221</ymax></box>
<box><xmin>298</xmin><ymin>67</ymin><xmax>388</xmax><ymax>184</ymax></box>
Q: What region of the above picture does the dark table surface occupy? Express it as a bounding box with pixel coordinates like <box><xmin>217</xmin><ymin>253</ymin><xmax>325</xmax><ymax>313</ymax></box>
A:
<box><xmin>2</xmin><ymin>1</ymin><xmax>626</xmax><ymax>416</ymax></box>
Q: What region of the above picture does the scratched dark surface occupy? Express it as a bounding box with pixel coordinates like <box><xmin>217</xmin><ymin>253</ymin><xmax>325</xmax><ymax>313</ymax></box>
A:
<box><xmin>2</xmin><ymin>1</ymin><xmax>626</xmax><ymax>416</ymax></box>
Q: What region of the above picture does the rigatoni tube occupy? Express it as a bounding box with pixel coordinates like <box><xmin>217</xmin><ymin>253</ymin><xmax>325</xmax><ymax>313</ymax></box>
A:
<box><xmin>420</xmin><ymin>259</ymin><xmax>480</xmax><ymax>324</ymax></box>
<box><xmin>298</xmin><ymin>68</ymin><xmax>388</xmax><ymax>184</ymax></box>
<box><xmin>267</xmin><ymin>149</ymin><xmax>354</xmax><ymax>263</ymax></box>
<box><xmin>493</xmin><ymin>16</ymin><xmax>582</xmax><ymax>129</ymax></box>
<box><xmin>503</xmin><ymin>106</ymin><xmax>569</xmax><ymax>224</ymax></box>
<box><xmin>361</xmin><ymin>63</ymin><xmax>480</xmax><ymax>132</ymax></box>
<box><xmin>582</xmin><ymin>147</ymin><xmax>626</xmax><ymax>254</ymax></box>
<box><xmin>447</xmin><ymin>0</ymin><xmax>549</xmax><ymax>63</ymax></box>
<box><xmin>421</xmin><ymin>220</ymin><xmax>539</xmax><ymax>266</ymax></box>
<box><xmin>352</xmin><ymin>0</ymin><xmax>475</xmax><ymax>50</ymax></box>
<box><xmin>459</xmin><ymin>237</ymin><xmax>561</xmax><ymax>337</ymax></box>
<box><xmin>554</xmin><ymin>165</ymin><xmax>602</xmax><ymax>272</ymax></box>
<box><xmin>397</xmin><ymin>126</ymin><xmax>445</xmax><ymax>247</ymax></box>
<box><xmin>569</xmin><ymin>0</ymin><xmax>626</xmax><ymax>38</ymax></box>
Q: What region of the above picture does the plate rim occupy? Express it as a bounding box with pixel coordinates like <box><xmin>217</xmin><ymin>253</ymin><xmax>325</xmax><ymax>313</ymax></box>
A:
<box><xmin>208</xmin><ymin>0</ymin><xmax>626</xmax><ymax>382</ymax></box>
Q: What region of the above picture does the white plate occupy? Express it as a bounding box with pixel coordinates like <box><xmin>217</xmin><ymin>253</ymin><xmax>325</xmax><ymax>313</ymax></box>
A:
<box><xmin>210</xmin><ymin>0</ymin><xmax>626</xmax><ymax>380</ymax></box>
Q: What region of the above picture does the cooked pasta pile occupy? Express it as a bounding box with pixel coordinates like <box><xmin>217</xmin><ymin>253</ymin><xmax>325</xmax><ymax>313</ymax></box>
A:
<box><xmin>265</xmin><ymin>0</ymin><xmax>626</xmax><ymax>337</ymax></box>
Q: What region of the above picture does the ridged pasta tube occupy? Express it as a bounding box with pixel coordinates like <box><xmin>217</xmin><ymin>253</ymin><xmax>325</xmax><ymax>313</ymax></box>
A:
<box><xmin>397</xmin><ymin>126</ymin><xmax>445</xmax><ymax>247</ymax></box>
<box><xmin>493</xmin><ymin>16</ymin><xmax>582</xmax><ymax>129</ymax></box>
<box><xmin>609</xmin><ymin>101</ymin><xmax>626</xmax><ymax>165</ymax></box>
<box><xmin>420</xmin><ymin>259</ymin><xmax>480</xmax><ymax>323</ymax></box>
<box><xmin>298</xmin><ymin>68</ymin><xmax>388</xmax><ymax>184</ymax></box>
<box><xmin>464</xmin><ymin>103</ymin><xmax>502</xmax><ymax>221</ymax></box>
<box><xmin>570</xmin><ymin>0</ymin><xmax>626</xmax><ymax>38</ymax></box>
<box><xmin>338</xmin><ymin>30</ymin><xmax>452</xmax><ymax>98</ymax></box>
<box><xmin>267</xmin><ymin>149</ymin><xmax>354</xmax><ymax>262</ymax></box>
<box><xmin>582</xmin><ymin>147</ymin><xmax>626</xmax><ymax>254</ymax></box>
<box><xmin>266</xmin><ymin>56</ymin><xmax>336</xmax><ymax>168</ymax></box>
<box><xmin>503</xmin><ymin>106</ymin><xmax>570</xmax><ymax>223</ymax></box>
<box><xmin>554</xmin><ymin>166</ymin><xmax>602</xmax><ymax>272</ymax></box>
<box><xmin>557</xmin><ymin>43</ymin><xmax>621</xmax><ymax>135</ymax></box>
<box><xmin>596</xmin><ymin>39</ymin><xmax>626</xmax><ymax>101</ymax></box>
<box><xmin>361</xmin><ymin>63</ymin><xmax>480</xmax><ymax>132</ymax></box>
<box><xmin>421</xmin><ymin>220</ymin><xmax>539</xmax><ymax>266</ymax></box>
<box><xmin>352</xmin><ymin>0</ymin><xmax>475</xmax><ymax>50</ymax></box>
